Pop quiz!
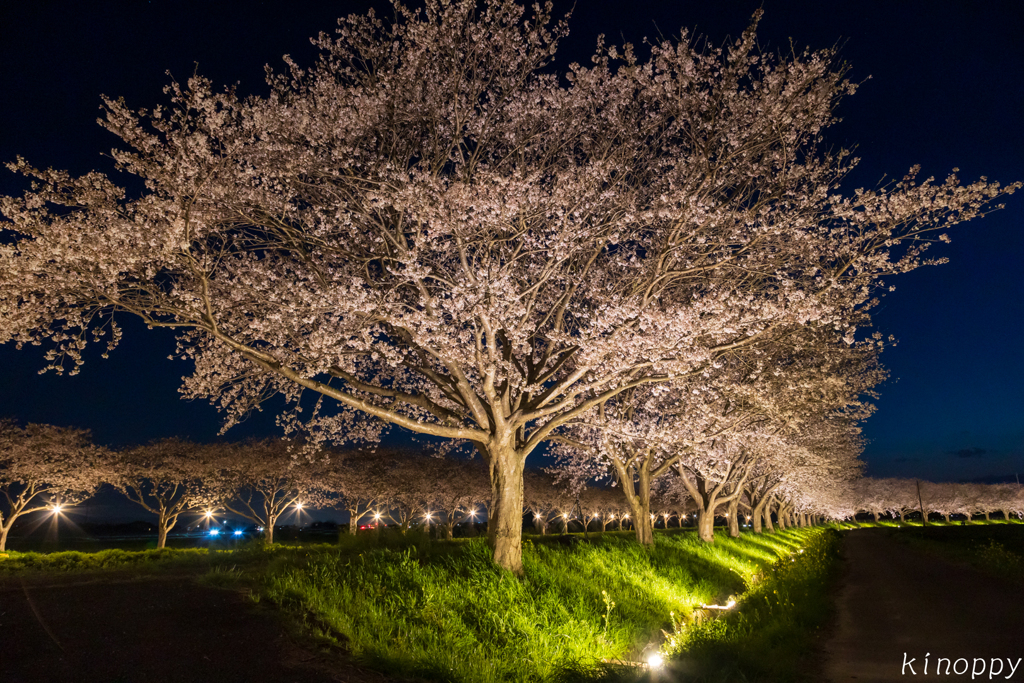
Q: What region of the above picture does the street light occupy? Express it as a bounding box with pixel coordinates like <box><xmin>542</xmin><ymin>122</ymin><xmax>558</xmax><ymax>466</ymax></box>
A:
<box><xmin>51</xmin><ymin>504</ymin><xmax>62</xmax><ymax>514</ymax></box>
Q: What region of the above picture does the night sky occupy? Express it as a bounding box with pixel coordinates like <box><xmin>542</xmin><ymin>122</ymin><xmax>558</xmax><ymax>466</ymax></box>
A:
<box><xmin>2</xmin><ymin>1</ymin><xmax>1022</xmax><ymax>485</ymax></box>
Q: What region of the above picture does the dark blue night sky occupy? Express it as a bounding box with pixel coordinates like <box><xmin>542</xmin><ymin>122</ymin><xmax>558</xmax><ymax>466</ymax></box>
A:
<box><xmin>2</xmin><ymin>1</ymin><xmax>1022</xmax><ymax>484</ymax></box>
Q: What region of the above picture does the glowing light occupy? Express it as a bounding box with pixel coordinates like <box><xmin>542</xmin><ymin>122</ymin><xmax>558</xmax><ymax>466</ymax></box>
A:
<box><xmin>469</xmin><ymin>509</ymin><xmax>477</xmax><ymax>517</ymax></box>
<box><xmin>647</xmin><ymin>653</ymin><xmax>664</xmax><ymax>668</ymax></box>
<box><xmin>563</xmin><ymin>513</ymin><xmax>569</xmax><ymax>519</ymax></box>
<box><xmin>702</xmin><ymin>599</ymin><xmax>736</xmax><ymax>610</ymax></box>
<box><xmin>204</xmin><ymin>511</ymin><xmax>213</xmax><ymax>519</ymax></box>
<box><xmin>374</xmin><ymin>512</ymin><xmax>382</xmax><ymax>520</ymax></box>
<box><xmin>623</xmin><ymin>514</ymin><xmax>629</xmax><ymax>519</ymax></box>
<box><xmin>295</xmin><ymin>502</ymin><xmax>303</xmax><ymax>509</ymax></box>
<box><xmin>51</xmin><ymin>505</ymin><xmax>62</xmax><ymax>514</ymax></box>
<box><xmin>209</xmin><ymin>529</ymin><xmax>220</xmax><ymax>536</ymax></box>
<box><xmin>233</xmin><ymin>529</ymin><xmax>243</xmax><ymax>536</ymax></box>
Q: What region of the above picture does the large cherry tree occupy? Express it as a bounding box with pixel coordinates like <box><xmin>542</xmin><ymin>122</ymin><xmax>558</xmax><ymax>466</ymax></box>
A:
<box><xmin>1</xmin><ymin>0</ymin><xmax>1015</xmax><ymax>571</ymax></box>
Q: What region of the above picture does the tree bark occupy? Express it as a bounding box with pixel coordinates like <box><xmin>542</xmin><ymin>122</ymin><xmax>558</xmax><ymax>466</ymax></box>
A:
<box><xmin>157</xmin><ymin>523</ymin><xmax>169</xmax><ymax>550</ymax></box>
<box><xmin>727</xmin><ymin>498</ymin><xmax>741</xmax><ymax>537</ymax></box>
<box><xmin>610</xmin><ymin>456</ymin><xmax>655</xmax><ymax>546</ymax></box>
<box><xmin>752</xmin><ymin>500</ymin><xmax>766</xmax><ymax>534</ymax></box>
<box><xmin>697</xmin><ymin>507</ymin><xmax>716</xmax><ymax>542</ymax></box>
<box><xmin>348</xmin><ymin>513</ymin><xmax>359</xmax><ymax>535</ymax></box>
<box><xmin>484</xmin><ymin>441</ymin><xmax>526</xmax><ymax>574</ymax></box>
<box><xmin>871</xmin><ymin>511</ymin><xmax>879</xmax><ymax>523</ymax></box>
<box><xmin>764</xmin><ymin>504</ymin><xmax>775</xmax><ymax>532</ymax></box>
<box><xmin>0</xmin><ymin>524</ymin><xmax>9</xmax><ymax>552</ymax></box>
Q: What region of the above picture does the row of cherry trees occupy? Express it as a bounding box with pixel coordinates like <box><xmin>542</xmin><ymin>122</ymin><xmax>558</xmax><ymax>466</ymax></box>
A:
<box><xmin>2</xmin><ymin>418</ymin><xmax>847</xmax><ymax>553</ymax></box>
<box><xmin>845</xmin><ymin>478</ymin><xmax>1024</xmax><ymax>524</ymax></box>
<box><xmin>1</xmin><ymin>0</ymin><xmax>1017</xmax><ymax>571</ymax></box>
<box><xmin>0</xmin><ymin>421</ymin><xmax>494</xmax><ymax>550</ymax></box>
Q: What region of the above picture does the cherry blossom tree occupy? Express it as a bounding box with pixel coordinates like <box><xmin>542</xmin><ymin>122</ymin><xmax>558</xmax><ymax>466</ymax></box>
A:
<box><xmin>419</xmin><ymin>457</ymin><xmax>490</xmax><ymax>539</ymax></box>
<box><xmin>2</xmin><ymin>0</ymin><xmax>1016</xmax><ymax>571</ymax></box>
<box><xmin>110</xmin><ymin>438</ymin><xmax>219</xmax><ymax>548</ymax></box>
<box><xmin>319</xmin><ymin>448</ymin><xmax>392</xmax><ymax>534</ymax></box>
<box><xmin>0</xmin><ymin>421</ymin><xmax>107</xmax><ymax>551</ymax></box>
<box><xmin>207</xmin><ymin>439</ymin><xmax>327</xmax><ymax>543</ymax></box>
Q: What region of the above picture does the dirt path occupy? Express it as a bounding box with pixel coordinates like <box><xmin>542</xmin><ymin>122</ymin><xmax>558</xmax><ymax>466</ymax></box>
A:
<box><xmin>0</xmin><ymin>574</ymin><xmax>392</xmax><ymax>683</ymax></box>
<box><xmin>823</xmin><ymin>528</ymin><xmax>1024</xmax><ymax>682</ymax></box>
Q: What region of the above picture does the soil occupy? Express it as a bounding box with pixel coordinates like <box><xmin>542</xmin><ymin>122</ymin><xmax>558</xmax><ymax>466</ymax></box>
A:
<box><xmin>822</xmin><ymin>527</ymin><xmax>1024</xmax><ymax>682</ymax></box>
<box><xmin>0</xmin><ymin>572</ymin><xmax>395</xmax><ymax>683</ymax></box>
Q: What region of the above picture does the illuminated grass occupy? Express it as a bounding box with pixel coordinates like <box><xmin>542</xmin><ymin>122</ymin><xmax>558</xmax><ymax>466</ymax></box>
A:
<box><xmin>658</xmin><ymin>527</ymin><xmax>841</xmax><ymax>683</ymax></box>
<box><xmin>256</xmin><ymin>528</ymin><xmax>821</xmax><ymax>682</ymax></box>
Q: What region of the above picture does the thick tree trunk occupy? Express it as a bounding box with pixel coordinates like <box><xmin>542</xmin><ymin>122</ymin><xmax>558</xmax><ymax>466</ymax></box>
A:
<box><xmin>727</xmin><ymin>498</ymin><xmax>741</xmax><ymax>537</ymax></box>
<box><xmin>984</xmin><ymin>511</ymin><xmax>991</xmax><ymax>522</ymax></box>
<box><xmin>157</xmin><ymin>523</ymin><xmax>169</xmax><ymax>550</ymax></box>
<box><xmin>349</xmin><ymin>514</ymin><xmax>358</xmax><ymax>535</ymax></box>
<box><xmin>485</xmin><ymin>443</ymin><xmax>526</xmax><ymax>574</ymax></box>
<box><xmin>1003</xmin><ymin>509</ymin><xmax>1013</xmax><ymax>522</ymax></box>
<box><xmin>0</xmin><ymin>523</ymin><xmax>9</xmax><ymax>552</ymax></box>
<box><xmin>697</xmin><ymin>507</ymin><xmax>716</xmax><ymax>542</ymax></box>
<box><xmin>264</xmin><ymin>522</ymin><xmax>275</xmax><ymax>544</ymax></box>
<box><xmin>612</xmin><ymin>459</ymin><xmax>655</xmax><ymax>546</ymax></box>
<box><xmin>871</xmin><ymin>511</ymin><xmax>879</xmax><ymax>523</ymax></box>
<box><xmin>764</xmin><ymin>505</ymin><xmax>775</xmax><ymax>532</ymax></box>
<box><xmin>752</xmin><ymin>501</ymin><xmax>766</xmax><ymax>534</ymax></box>
<box><xmin>777</xmin><ymin>506</ymin><xmax>787</xmax><ymax>530</ymax></box>
<box><xmin>943</xmin><ymin>513</ymin><xmax>950</xmax><ymax>523</ymax></box>
<box><xmin>899</xmin><ymin>511</ymin><xmax>906</xmax><ymax>523</ymax></box>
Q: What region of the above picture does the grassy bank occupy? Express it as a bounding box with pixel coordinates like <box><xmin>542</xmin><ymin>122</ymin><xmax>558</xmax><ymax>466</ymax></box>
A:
<box><xmin>254</xmin><ymin>528</ymin><xmax>827</xmax><ymax>682</ymax></box>
<box><xmin>656</xmin><ymin>527</ymin><xmax>841</xmax><ymax>682</ymax></box>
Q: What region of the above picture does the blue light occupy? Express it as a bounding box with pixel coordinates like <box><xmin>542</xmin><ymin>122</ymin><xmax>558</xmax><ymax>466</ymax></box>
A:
<box><xmin>209</xmin><ymin>528</ymin><xmax>220</xmax><ymax>536</ymax></box>
<box><xmin>233</xmin><ymin>529</ymin><xmax>242</xmax><ymax>536</ymax></box>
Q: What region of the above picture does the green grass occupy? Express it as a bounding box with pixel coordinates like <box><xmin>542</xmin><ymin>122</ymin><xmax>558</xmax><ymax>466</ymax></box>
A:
<box><xmin>655</xmin><ymin>527</ymin><xmax>840</xmax><ymax>682</ymax></box>
<box><xmin>253</xmin><ymin>527</ymin><xmax>822</xmax><ymax>682</ymax></box>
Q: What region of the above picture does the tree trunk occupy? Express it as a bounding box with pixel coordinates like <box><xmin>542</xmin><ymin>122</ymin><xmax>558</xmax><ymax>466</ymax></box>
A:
<box><xmin>899</xmin><ymin>511</ymin><xmax>906</xmax><ymax>523</ymax></box>
<box><xmin>871</xmin><ymin>511</ymin><xmax>879</xmax><ymax>523</ymax></box>
<box><xmin>752</xmin><ymin>501</ymin><xmax>766</xmax><ymax>534</ymax></box>
<box><xmin>697</xmin><ymin>507</ymin><xmax>716</xmax><ymax>542</ymax></box>
<box><xmin>444</xmin><ymin>522</ymin><xmax>454</xmax><ymax>540</ymax></box>
<box><xmin>777</xmin><ymin>506</ymin><xmax>787</xmax><ymax>530</ymax></box>
<box><xmin>484</xmin><ymin>442</ymin><xmax>526</xmax><ymax>574</ymax></box>
<box><xmin>0</xmin><ymin>523</ymin><xmax>9</xmax><ymax>552</ymax></box>
<box><xmin>612</xmin><ymin>459</ymin><xmax>655</xmax><ymax>547</ymax></box>
<box><xmin>264</xmin><ymin>522</ymin><xmax>275</xmax><ymax>544</ymax></box>
<box><xmin>1003</xmin><ymin>509</ymin><xmax>1012</xmax><ymax>522</ymax></box>
<box><xmin>943</xmin><ymin>513</ymin><xmax>950</xmax><ymax>523</ymax></box>
<box><xmin>764</xmin><ymin>505</ymin><xmax>775</xmax><ymax>532</ymax></box>
<box><xmin>727</xmin><ymin>498</ymin><xmax>741</xmax><ymax>537</ymax></box>
<box><xmin>157</xmin><ymin>523</ymin><xmax>169</xmax><ymax>550</ymax></box>
<box><xmin>348</xmin><ymin>511</ymin><xmax>359</xmax><ymax>535</ymax></box>
<box><xmin>984</xmin><ymin>511</ymin><xmax>991</xmax><ymax>522</ymax></box>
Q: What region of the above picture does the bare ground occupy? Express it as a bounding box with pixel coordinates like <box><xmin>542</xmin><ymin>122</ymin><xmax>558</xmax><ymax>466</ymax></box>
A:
<box><xmin>0</xmin><ymin>573</ymin><xmax>395</xmax><ymax>683</ymax></box>
<box><xmin>822</xmin><ymin>527</ymin><xmax>1024</xmax><ymax>682</ymax></box>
